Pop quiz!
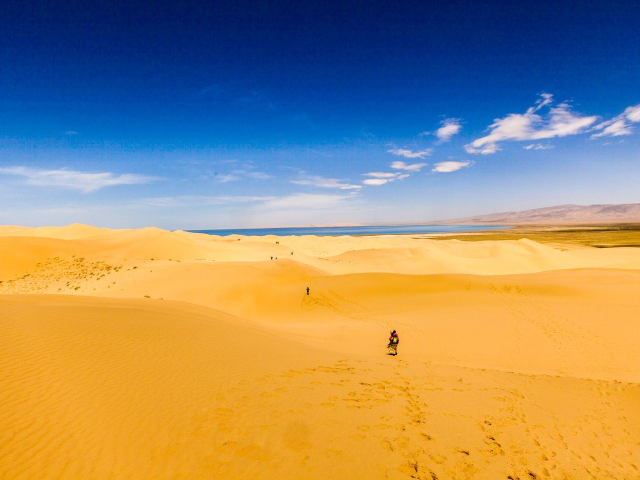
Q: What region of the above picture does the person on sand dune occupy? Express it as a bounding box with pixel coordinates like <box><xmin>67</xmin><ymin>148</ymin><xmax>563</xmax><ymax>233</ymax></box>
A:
<box><xmin>387</xmin><ymin>330</ymin><xmax>399</xmax><ymax>355</ymax></box>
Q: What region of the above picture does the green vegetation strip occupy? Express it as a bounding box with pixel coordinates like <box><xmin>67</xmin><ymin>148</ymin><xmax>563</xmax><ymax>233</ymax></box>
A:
<box><xmin>422</xmin><ymin>225</ymin><xmax>640</xmax><ymax>248</ymax></box>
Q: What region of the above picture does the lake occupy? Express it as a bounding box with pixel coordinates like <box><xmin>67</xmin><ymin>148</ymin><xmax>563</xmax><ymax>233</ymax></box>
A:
<box><xmin>189</xmin><ymin>224</ymin><xmax>508</xmax><ymax>236</ymax></box>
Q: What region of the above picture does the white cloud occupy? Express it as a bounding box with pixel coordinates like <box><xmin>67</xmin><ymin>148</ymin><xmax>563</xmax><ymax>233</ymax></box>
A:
<box><xmin>465</xmin><ymin>94</ymin><xmax>598</xmax><ymax>154</ymax></box>
<box><xmin>432</xmin><ymin>161</ymin><xmax>472</xmax><ymax>173</ymax></box>
<box><xmin>435</xmin><ymin>118</ymin><xmax>462</xmax><ymax>142</ymax></box>
<box><xmin>591</xmin><ymin>103</ymin><xmax>640</xmax><ymax>138</ymax></box>
<box><xmin>523</xmin><ymin>143</ymin><xmax>554</xmax><ymax>150</ymax></box>
<box><xmin>627</xmin><ymin>104</ymin><xmax>640</xmax><ymax>122</ymax></box>
<box><xmin>363</xmin><ymin>178</ymin><xmax>390</xmax><ymax>186</ymax></box>
<box><xmin>63</xmin><ymin>130</ymin><xmax>78</xmax><ymax>135</ymax></box>
<box><xmin>291</xmin><ymin>175</ymin><xmax>362</xmax><ymax>190</ymax></box>
<box><xmin>465</xmin><ymin>142</ymin><xmax>500</xmax><ymax>155</ymax></box>
<box><xmin>390</xmin><ymin>161</ymin><xmax>427</xmax><ymax>171</ymax></box>
<box><xmin>0</xmin><ymin>166</ymin><xmax>156</xmax><ymax>193</ymax></box>
<box><xmin>592</xmin><ymin>119</ymin><xmax>632</xmax><ymax>138</ymax></box>
<box><xmin>536</xmin><ymin>93</ymin><xmax>554</xmax><ymax>110</ymax></box>
<box><xmin>387</xmin><ymin>148</ymin><xmax>432</xmax><ymax>159</ymax></box>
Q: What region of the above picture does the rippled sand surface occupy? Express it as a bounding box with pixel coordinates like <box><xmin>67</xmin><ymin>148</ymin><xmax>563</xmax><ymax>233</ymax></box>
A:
<box><xmin>1</xmin><ymin>225</ymin><xmax>639</xmax><ymax>479</ymax></box>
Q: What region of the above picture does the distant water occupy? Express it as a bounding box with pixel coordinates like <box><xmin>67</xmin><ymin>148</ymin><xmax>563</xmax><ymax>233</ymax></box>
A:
<box><xmin>189</xmin><ymin>224</ymin><xmax>508</xmax><ymax>237</ymax></box>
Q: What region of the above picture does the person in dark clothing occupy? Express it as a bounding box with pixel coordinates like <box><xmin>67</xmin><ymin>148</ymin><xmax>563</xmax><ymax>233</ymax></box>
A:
<box><xmin>387</xmin><ymin>330</ymin><xmax>399</xmax><ymax>355</ymax></box>
<box><xmin>306</xmin><ymin>287</ymin><xmax>310</xmax><ymax>295</ymax></box>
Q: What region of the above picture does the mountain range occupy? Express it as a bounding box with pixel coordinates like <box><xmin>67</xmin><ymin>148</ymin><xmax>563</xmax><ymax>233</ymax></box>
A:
<box><xmin>442</xmin><ymin>203</ymin><xmax>640</xmax><ymax>225</ymax></box>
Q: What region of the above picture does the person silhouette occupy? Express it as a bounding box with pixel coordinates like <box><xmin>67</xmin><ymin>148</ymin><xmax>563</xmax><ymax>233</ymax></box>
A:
<box><xmin>387</xmin><ymin>330</ymin><xmax>399</xmax><ymax>355</ymax></box>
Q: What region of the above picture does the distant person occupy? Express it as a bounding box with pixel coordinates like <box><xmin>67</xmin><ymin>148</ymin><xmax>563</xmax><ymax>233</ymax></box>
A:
<box><xmin>306</xmin><ymin>287</ymin><xmax>310</xmax><ymax>296</ymax></box>
<box><xmin>291</xmin><ymin>251</ymin><xmax>293</xmax><ymax>255</ymax></box>
<box><xmin>387</xmin><ymin>330</ymin><xmax>399</xmax><ymax>356</ymax></box>
<box><xmin>270</xmin><ymin>256</ymin><xmax>273</xmax><ymax>260</ymax></box>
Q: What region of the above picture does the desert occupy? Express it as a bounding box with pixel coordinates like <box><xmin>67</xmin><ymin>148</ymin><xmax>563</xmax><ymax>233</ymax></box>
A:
<box><xmin>1</xmin><ymin>224</ymin><xmax>640</xmax><ymax>479</ymax></box>
<box><xmin>5</xmin><ymin>1</ymin><xmax>640</xmax><ymax>478</ymax></box>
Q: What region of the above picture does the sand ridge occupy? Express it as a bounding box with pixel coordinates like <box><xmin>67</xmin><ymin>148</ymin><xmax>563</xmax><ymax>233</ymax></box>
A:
<box><xmin>1</xmin><ymin>224</ymin><xmax>640</xmax><ymax>479</ymax></box>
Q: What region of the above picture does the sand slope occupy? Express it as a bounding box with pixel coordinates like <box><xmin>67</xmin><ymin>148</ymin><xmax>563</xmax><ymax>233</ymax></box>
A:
<box><xmin>0</xmin><ymin>223</ymin><xmax>119</xmax><ymax>240</ymax></box>
<box><xmin>1</xmin><ymin>225</ymin><xmax>640</xmax><ymax>479</ymax></box>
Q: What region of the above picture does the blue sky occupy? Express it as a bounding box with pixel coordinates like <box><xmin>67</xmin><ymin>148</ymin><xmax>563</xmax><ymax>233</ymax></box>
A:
<box><xmin>1</xmin><ymin>0</ymin><xmax>639</xmax><ymax>228</ymax></box>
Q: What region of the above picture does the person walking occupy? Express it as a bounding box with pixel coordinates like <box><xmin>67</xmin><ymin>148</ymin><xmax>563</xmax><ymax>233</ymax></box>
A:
<box><xmin>387</xmin><ymin>330</ymin><xmax>399</xmax><ymax>355</ymax></box>
<box><xmin>306</xmin><ymin>286</ymin><xmax>310</xmax><ymax>296</ymax></box>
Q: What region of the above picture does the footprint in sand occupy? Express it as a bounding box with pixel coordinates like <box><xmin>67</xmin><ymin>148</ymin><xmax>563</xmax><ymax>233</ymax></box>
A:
<box><xmin>394</xmin><ymin>436</ymin><xmax>410</xmax><ymax>448</ymax></box>
<box><xmin>381</xmin><ymin>440</ymin><xmax>394</xmax><ymax>451</ymax></box>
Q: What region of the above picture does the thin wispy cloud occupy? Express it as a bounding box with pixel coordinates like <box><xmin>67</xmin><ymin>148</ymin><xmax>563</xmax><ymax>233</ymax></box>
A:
<box><xmin>291</xmin><ymin>175</ymin><xmax>362</xmax><ymax>190</ymax></box>
<box><xmin>198</xmin><ymin>84</ymin><xmax>224</xmax><ymax>97</ymax></box>
<box><xmin>362</xmin><ymin>171</ymin><xmax>410</xmax><ymax>186</ymax></box>
<box><xmin>262</xmin><ymin>193</ymin><xmax>353</xmax><ymax>209</ymax></box>
<box><xmin>390</xmin><ymin>161</ymin><xmax>427</xmax><ymax>172</ymax></box>
<box><xmin>140</xmin><ymin>195</ymin><xmax>272</xmax><ymax>207</ymax></box>
<box><xmin>524</xmin><ymin>143</ymin><xmax>554</xmax><ymax>150</ymax></box>
<box><xmin>536</xmin><ymin>92</ymin><xmax>554</xmax><ymax>109</ymax></box>
<box><xmin>214</xmin><ymin>173</ymin><xmax>240</xmax><ymax>183</ymax></box>
<box><xmin>140</xmin><ymin>193</ymin><xmax>354</xmax><ymax>210</ymax></box>
<box><xmin>142</xmin><ymin>196</ymin><xmax>266</xmax><ymax>208</ymax></box>
<box><xmin>0</xmin><ymin>166</ymin><xmax>156</xmax><ymax>193</ymax></box>
<box><xmin>435</xmin><ymin>118</ymin><xmax>462</xmax><ymax>143</ymax></box>
<box><xmin>63</xmin><ymin>130</ymin><xmax>78</xmax><ymax>135</ymax></box>
<box><xmin>432</xmin><ymin>161</ymin><xmax>472</xmax><ymax>173</ymax></box>
<box><xmin>387</xmin><ymin>148</ymin><xmax>432</xmax><ymax>159</ymax></box>
<box><xmin>591</xmin><ymin>103</ymin><xmax>640</xmax><ymax>138</ymax></box>
<box><xmin>364</xmin><ymin>172</ymin><xmax>401</xmax><ymax>179</ymax></box>
<box><xmin>234</xmin><ymin>170</ymin><xmax>271</xmax><ymax>180</ymax></box>
<box><xmin>465</xmin><ymin>93</ymin><xmax>598</xmax><ymax>154</ymax></box>
<box><xmin>213</xmin><ymin>169</ymin><xmax>271</xmax><ymax>183</ymax></box>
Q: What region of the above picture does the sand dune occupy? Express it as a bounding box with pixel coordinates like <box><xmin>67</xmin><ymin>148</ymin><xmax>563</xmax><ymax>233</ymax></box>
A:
<box><xmin>1</xmin><ymin>225</ymin><xmax>640</xmax><ymax>479</ymax></box>
<box><xmin>0</xmin><ymin>223</ymin><xmax>119</xmax><ymax>240</ymax></box>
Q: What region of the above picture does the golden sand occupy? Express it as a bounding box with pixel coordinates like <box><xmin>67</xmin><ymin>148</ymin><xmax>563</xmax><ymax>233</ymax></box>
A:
<box><xmin>1</xmin><ymin>225</ymin><xmax>639</xmax><ymax>479</ymax></box>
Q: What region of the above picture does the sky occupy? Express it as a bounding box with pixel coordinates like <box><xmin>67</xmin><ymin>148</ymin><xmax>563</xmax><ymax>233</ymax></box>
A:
<box><xmin>1</xmin><ymin>0</ymin><xmax>639</xmax><ymax>229</ymax></box>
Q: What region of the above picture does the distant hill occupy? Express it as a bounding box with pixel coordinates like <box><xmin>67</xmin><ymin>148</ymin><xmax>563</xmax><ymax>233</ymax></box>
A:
<box><xmin>443</xmin><ymin>203</ymin><xmax>640</xmax><ymax>225</ymax></box>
